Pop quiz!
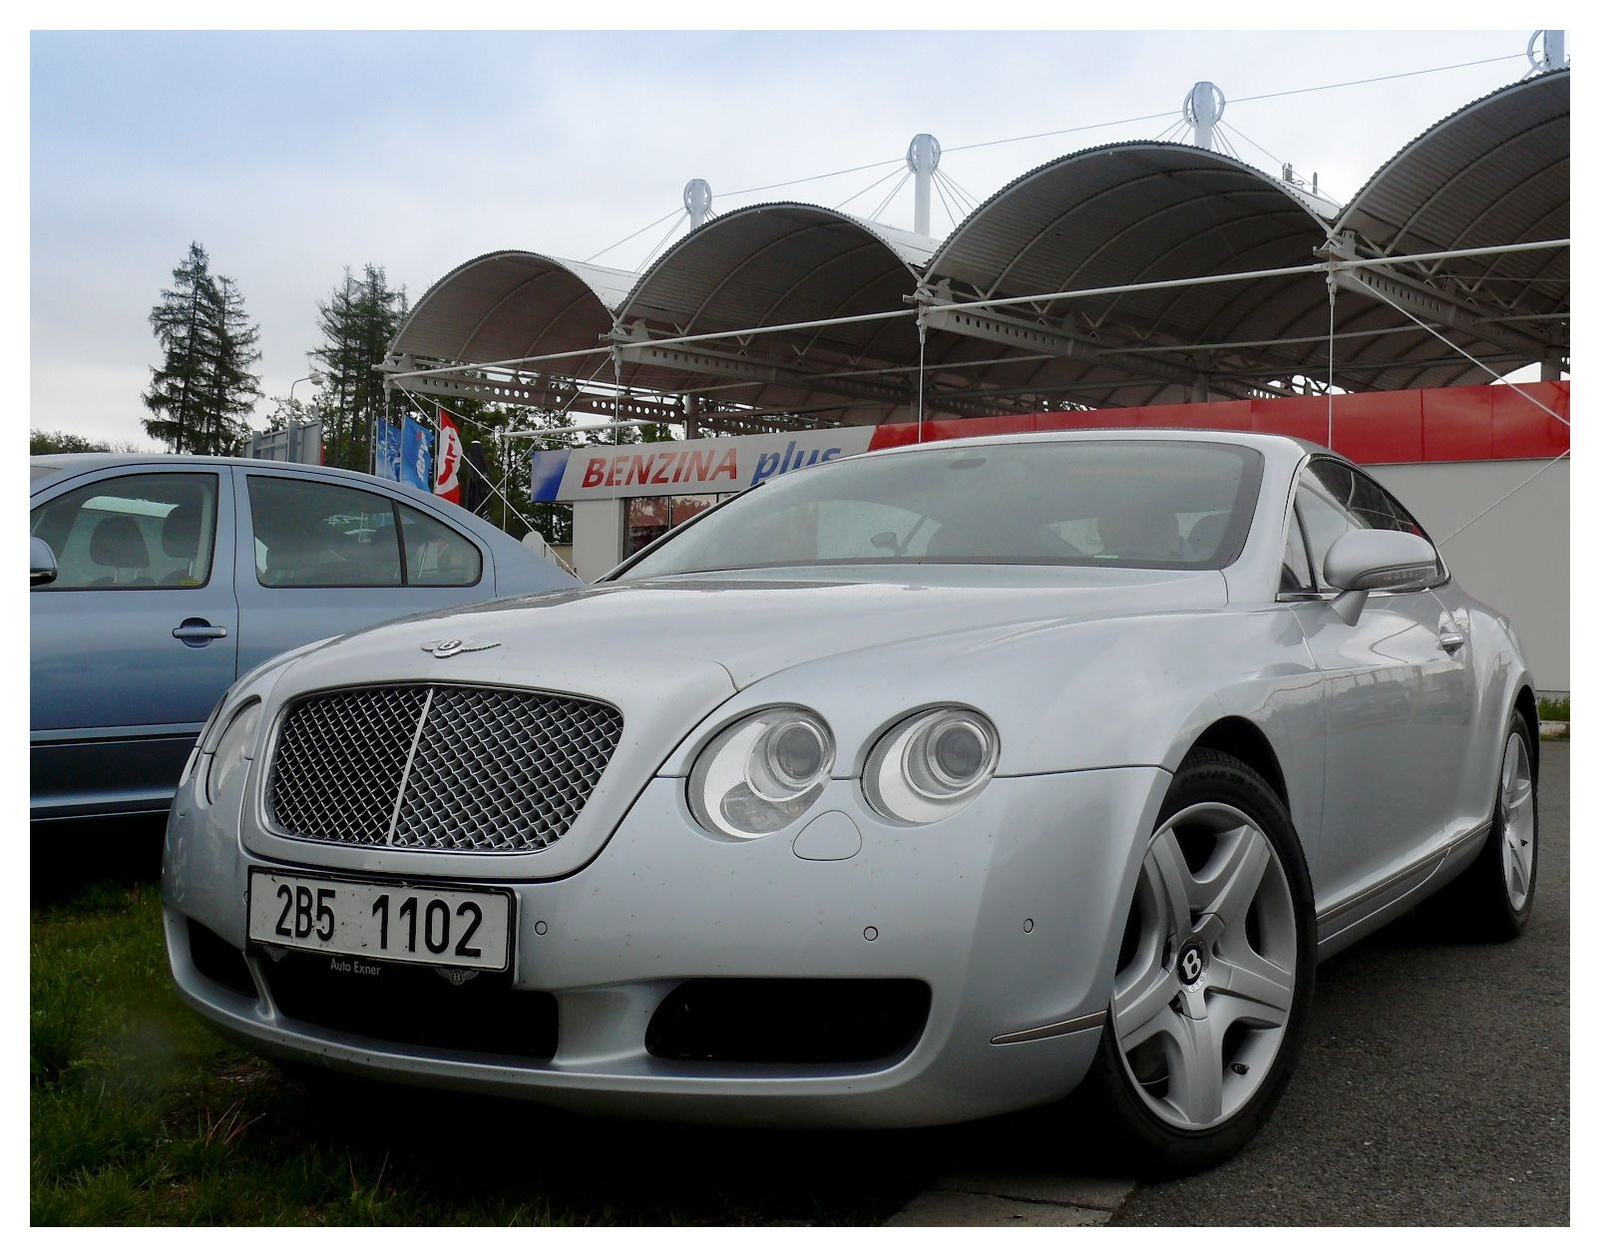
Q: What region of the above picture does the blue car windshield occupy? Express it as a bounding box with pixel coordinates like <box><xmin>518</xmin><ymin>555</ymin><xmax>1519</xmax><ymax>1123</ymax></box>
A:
<box><xmin>618</xmin><ymin>439</ymin><xmax>1264</xmax><ymax>577</ymax></box>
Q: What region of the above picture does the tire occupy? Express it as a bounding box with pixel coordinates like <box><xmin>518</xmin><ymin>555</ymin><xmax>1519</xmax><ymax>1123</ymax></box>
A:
<box><xmin>1082</xmin><ymin>748</ymin><xmax>1317</xmax><ymax>1178</ymax></box>
<box><xmin>1428</xmin><ymin>712</ymin><xmax>1538</xmax><ymax>942</ymax></box>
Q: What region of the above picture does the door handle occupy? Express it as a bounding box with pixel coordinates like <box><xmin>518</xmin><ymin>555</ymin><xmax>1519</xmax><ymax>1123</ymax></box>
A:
<box><xmin>1437</xmin><ymin>631</ymin><xmax>1466</xmax><ymax>653</ymax></box>
<box><xmin>173</xmin><ymin>619</ymin><xmax>228</xmax><ymax>643</ymax></box>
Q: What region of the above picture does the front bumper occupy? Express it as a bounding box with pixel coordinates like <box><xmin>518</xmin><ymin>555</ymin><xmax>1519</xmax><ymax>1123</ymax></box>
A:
<box><xmin>163</xmin><ymin>764</ymin><xmax>1168</xmax><ymax>1128</ymax></box>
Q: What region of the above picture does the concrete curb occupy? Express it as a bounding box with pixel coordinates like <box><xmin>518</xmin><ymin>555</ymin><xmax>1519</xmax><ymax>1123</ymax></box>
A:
<box><xmin>1540</xmin><ymin>720</ymin><xmax>1569</xmax><ymax>738</ymax></box>
<box><xmin>884</xmin><ymin>1174</ymin><xmax>1137</xmax><ymax>1227</ymax></box>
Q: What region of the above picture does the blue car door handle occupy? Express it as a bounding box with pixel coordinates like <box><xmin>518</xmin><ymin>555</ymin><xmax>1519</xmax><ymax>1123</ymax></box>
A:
<box><xmin>173</xmin><ymin>618</ymin><xmax>229</xmax><ymax>644</ymax></box>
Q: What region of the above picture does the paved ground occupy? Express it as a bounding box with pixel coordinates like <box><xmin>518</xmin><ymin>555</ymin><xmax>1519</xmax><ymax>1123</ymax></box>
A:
<box><xmin>1113</xmin><ymin>742</ymin><xmax>1569</xmax><ymax>1226</ymax></box>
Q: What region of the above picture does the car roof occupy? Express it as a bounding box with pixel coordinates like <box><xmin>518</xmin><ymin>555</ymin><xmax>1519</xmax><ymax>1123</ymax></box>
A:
<box><xmin>28</xmin><ymin>452</ymin><xmax>510</xmax><ymax>539</ymax></box>
<box><xmin>34</xmin><ymin>453</ymin><xmax>361</xmax><ymax>478</ymax></box>
<box><xmin>33</xmin><ymin>453</ymin><xmax>432</xmax><ymax>495</ymax></box>
<box><xmin>853</xmin><ymin>427</ymin><xmax>1331</xmax><ymax>464</ymax></box>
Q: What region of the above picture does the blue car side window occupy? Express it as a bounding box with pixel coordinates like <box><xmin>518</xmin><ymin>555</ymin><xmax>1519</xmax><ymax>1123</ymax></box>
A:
<box><xmin>396</xmin><ymin>504</ymin><xmax>482</xmax><ymax>587</ymax></box>
<box><xmin>30</xmin><ymin>473</ymin><xmax>220</xmax><ymax>591</ymax></box>
<box><xmin>248</xmin><ymin>476</ymin><xmax>401</xmax><ymax>589</ymax></box>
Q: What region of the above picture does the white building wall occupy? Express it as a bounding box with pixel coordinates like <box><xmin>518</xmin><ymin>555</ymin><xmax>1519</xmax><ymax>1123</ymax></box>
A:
<box><xmin>1369</xmin><ymin>460</ymin><xmax>1569</xmax><ymax>693</ymax></box>
<box><xmin>571</xmin><ymin>499</ymin><xmax>625</xmax><ymax>582</ymax></box>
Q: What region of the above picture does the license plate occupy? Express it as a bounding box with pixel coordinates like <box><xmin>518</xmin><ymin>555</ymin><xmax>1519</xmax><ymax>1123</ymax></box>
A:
<box><xmin>247</xmin><ymin>870</ymin><xmax>513</xmax><ymax>972</ymax></box>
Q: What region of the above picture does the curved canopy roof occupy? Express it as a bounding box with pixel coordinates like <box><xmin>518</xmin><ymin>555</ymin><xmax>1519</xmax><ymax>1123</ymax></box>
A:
<box><xmin>1327</xmin><ymin>68</ymin><xmax>1569</xmax><ymax>391</ymax></box>
<box><xmin>390</xmin><ymin>250</ymin><xmax>636</xmax><ymax>372</ymax></box>
<box><xmin>921</xmin><ymin>142</ymin><xmax>1339</xmax><ymax>407</ymax></box>
<box><xmin>386</xmin><ymin>73</ymin><xmax>1569</xmax><ymax>427</ymax></box>
<box><xmin>1337</xmin><ymin>68</ymin><xmax>1568</xmax><ymax>259</ymax></box>
<box><xmin>929</xmin><ymin>142</ymin><xmax>1331</xmax><ymax>303</ymax></box>
<box><xmin>612</xmin><ymin>203</ymin><xmax>930</xmax><ymax>425</ymax></box>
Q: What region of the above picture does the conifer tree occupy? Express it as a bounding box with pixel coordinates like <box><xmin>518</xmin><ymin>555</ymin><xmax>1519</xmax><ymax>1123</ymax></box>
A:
<box><xmin>201</xmin><ymin>275</ymin><xmax>263</xmax><ymax>453</ymax></box>
<box><xmin>142</xmin><ymin>243</ymin><xmax>261</xmax><ymax>454</ymax></box>
<box><xmin>143</xmin><ymin>243</ymin><xmax>217</xmax><ymax>453</ymax></box>
<box><xmin>313</xmin><ymin>264</ymin><xmax>408</xmax><ymax>472</ymax></box>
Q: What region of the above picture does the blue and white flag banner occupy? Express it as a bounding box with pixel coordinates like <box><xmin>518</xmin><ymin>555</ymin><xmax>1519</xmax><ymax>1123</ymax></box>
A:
<box><xmin>400</xmin><ymin>414</ymin><xmax>434</xmax><ymax>492</ymax></box>
<box><xmin>375</xmin><ymin>418</ymin><xmax>403</xmax><ymax>482</ymax></box>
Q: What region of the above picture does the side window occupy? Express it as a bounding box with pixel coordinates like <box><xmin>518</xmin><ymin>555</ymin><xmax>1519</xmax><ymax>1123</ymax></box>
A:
<box><xmin>1304</xmin><ymin>460</ymin><xmax>1354</xmax><ymax>511</ymax></box>
<box><xmin>1347</xmin><ymin>472</ymin><xmax>1407</xmax><ymax>532</ymax></box>
<box><xmin>248</xmin><ymin>476</ymin><xmax>400</xmax><ymax>588</ymax></box>
<box><xmin>1358</xmin><ymin>475</ymin><xmax>1444</xmax><ymax>584</ymax></box>
<box><xmin>1295</xmin><ymin>482</ymin><xmax>1357</xmax><ymax>590</ymax></box>
<box><xmin>397</xmin><ymin>505</ymin><xmax>482</xmax><ymax>587</ymax></box>
<box><xmin>1305</xmin><ymin>457</ymin><xmax>1446</xmax><ymax>585</ymax></box>
<box><xmin>1280</xmin><ymin>505</ymin><xmax>1314</xmax><ymax>594</ymax></box>
<box><xmin>1348</xmin><ymin>469</ymin><xmax>1434</xmax><ymax>542</ymax></box>
<box><xmin>30</xmin><ymin>473</ymin><xmax>219</xmax><ymax>591</ymax></box>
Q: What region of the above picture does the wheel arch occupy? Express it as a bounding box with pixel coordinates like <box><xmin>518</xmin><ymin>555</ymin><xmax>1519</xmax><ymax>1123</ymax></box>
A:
<box><xmin>1183</xmin><ymin>716</ymin><xmax>1290</xmax><ymax>813</ymax></box>
<box><xmin>1514</xmin><ymin>683</ymin><xmax>1540</xmax><ymax>781</ymax></box>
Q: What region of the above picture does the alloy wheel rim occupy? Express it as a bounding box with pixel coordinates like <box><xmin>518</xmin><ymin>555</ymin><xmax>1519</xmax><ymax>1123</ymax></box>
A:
<box><xmin>1499</xmin><ymin>733</ymin><xmax>1535</xmax><ymax>913</ymax></box>
<box><xmin>1110</xmin><ymin>802</ymin><xmax>1298</xmax><ymax>1131</ymax></box>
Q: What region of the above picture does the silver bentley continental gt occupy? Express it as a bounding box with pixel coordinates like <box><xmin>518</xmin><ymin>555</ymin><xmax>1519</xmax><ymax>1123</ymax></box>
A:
<box><xmin>161</xmin><ymin>430</ymin><xmax>1539</xmax><ymax>1174</ymax></box>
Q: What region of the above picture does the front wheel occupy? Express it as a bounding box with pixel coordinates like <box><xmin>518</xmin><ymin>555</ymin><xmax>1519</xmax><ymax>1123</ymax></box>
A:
<box><xmin>1083</xmin><ymin>749</ymin><xmax>1316</xmax><ymax>1177</ymax></box>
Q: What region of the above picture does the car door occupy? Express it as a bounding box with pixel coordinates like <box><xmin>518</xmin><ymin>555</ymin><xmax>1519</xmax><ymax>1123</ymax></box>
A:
<box><xmin>232</xmin><ymin>468</ymin><xmax>491</xmax><ymax>676</ymax></box>
<box><xmin>30</xmin><ymin>468</ymin><xmax>239</xmax><ymax>819</ymax></box>
<box><xmin>1287</xmin><ymin>459</ymin><xmax>1474</xmax><ymax>897</ymax></box>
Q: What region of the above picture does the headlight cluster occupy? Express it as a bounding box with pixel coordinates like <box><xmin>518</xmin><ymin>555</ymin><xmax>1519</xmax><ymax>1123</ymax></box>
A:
<box><xmin>688</xmin><ymin>708</ymin><xmax>834</xmax><ymax>840</ymax></box>
<box><xmin>688</xmin><ymin>704</ymin><xmax>1000</xmax><ymax>840</ymax></box>
<box><xmin>205</xmin><ymin>700</ymin><xmax>262</xmax><ymax>806</ymax></box>
<box><xmin>863</xmin><ymin>709</ymin><xmax>1001</xmax><ymax>824</ymax></box>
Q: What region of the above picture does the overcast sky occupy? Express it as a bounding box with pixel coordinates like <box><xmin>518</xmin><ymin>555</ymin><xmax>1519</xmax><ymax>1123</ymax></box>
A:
<box><xmin>30</xmin><ymin>26</ymin><xmax>1544</xmax><ymax>447</ymax></box>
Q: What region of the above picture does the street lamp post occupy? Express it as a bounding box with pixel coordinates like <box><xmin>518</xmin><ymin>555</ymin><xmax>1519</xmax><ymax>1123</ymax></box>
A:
<box><xmin>286</xmin><ymin>369</ymin><xmax>326</xmax><ymax>464</ymax></box>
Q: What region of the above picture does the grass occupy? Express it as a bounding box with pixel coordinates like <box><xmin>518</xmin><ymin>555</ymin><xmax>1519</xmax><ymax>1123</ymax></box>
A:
<box><xmin>1537</xmin><ymin>695</ymin><xmax>1570</xmax><ymax>724</ymax></box>
<box><xmin>30</xmin><ymin>871</ymin><xmax>936</xmax><ymax>1225</ymax></box>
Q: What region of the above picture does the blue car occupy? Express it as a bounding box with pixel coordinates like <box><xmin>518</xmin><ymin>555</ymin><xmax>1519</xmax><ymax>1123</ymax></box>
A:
<box><xmin>30</xmin><ymin>454</ymin><xmax>577</xmax><ymax>822</ymax></box>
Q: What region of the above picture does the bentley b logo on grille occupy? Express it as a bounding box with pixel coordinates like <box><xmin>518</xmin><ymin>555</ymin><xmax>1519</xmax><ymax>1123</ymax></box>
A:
<box><xmin>421</xmin><ymin>638</ymin><xmax>500</xmax><ymax>659</ymax></box>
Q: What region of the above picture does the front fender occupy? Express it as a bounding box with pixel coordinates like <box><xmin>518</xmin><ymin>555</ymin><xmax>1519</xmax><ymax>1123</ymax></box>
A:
<box><xmin>660</xmin><ymin>605</ymin><xmax>1320</xmax><ymax>781</ymax></box>
<box><xmin>654</xmin><ymin>604</ymin><xmax>1328</xmax><ymax>902</ymax></box>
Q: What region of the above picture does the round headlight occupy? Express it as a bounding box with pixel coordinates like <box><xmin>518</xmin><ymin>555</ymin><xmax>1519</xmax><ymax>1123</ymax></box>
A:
<box><xmin>205</xmin><ymin>700</ymin><xmax>262</xmax><ymax>806</ymax></box>
<box><xmin>864</xmin><ymin>707</ymin><xmax>1000</xmax><ymax>824</ymax></box>
<box><xmin>689</xmin><ymin>708</ymin><xmax>834</xmax><ymax>840</ymax></box>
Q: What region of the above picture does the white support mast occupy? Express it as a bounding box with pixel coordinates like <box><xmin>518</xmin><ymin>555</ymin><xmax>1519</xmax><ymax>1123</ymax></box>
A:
<box><xmin>907</xmin><ymin>133</ymin><xmax>941</xmax><ymax>236</ymax></box>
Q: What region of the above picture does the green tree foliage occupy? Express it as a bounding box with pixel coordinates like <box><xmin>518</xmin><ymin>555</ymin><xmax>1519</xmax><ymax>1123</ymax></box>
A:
<box><xmin>259</xmin><ymin>394</ymin><xmax>315</xmax><ymax>436</ymax></box>
<box><xmin>142</xmin><ymin>243</ymin><xmax>261</xmax><ymax>455</ymax></box>
<box><xmin>298</xmin><ymin>257</ymin><xmax>682</xmax><ymax>547</ymax></box>
<box><xmin>31</xmin><ymin>430</ymin><xmax>110</xmax><ymax>455</ymax></box>
<box><xmin>203</xmin><ymin>276</ymin><xmax>263</xmax><ymax>453</ymax></box>
<box><xmin>314</xmin><ymin>265</ymin><xmax>408</xmax><ymax>473</ymax></box>
<box><xmin>31</xmin><ymin>430</ymin><xmax>156</xmax><ymax>455</ymax></box>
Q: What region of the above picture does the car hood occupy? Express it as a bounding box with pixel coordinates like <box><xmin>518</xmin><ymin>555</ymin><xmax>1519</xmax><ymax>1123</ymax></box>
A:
<box><xmin>243</xmin><ymin>565</ymin><xmax>1229</xmax><ymax>881</ymax></box>
<box><xmin>299</xmin><ymin>565</ymin><xmax>1230</xmax><ymax>692</ymax></box>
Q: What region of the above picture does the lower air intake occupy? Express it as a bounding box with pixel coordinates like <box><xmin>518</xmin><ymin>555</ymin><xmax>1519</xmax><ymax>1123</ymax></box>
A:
<box><xmin>645</xmin><ymin>978</ymin><xmax>932</xmax><ymax>1065</ymax></box>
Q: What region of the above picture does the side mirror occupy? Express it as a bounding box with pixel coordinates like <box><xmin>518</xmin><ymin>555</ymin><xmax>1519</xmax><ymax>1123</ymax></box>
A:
<box><xmin>30</xmin><ymin>537</ymin><xmax>58</xmax><ymax>588</ymax></box>
<box><xmin>1322</xmin><ymin>529</ymin><xmax>1440</xmax><ymax>625</ymax></box>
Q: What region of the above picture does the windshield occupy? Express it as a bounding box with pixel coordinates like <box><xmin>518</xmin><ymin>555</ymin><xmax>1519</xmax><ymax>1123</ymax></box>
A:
<box><xmin>618</xmin><ymin>439</ymin><xmax>1263</xmax><ymax>579</ymax></box>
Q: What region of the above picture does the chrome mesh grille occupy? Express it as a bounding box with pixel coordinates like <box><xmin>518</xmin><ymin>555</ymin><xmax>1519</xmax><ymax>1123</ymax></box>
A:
<box><xmin>267</xmin><ymin>685</ymin><xmax>624</xmax><ymax>853</ymax></box>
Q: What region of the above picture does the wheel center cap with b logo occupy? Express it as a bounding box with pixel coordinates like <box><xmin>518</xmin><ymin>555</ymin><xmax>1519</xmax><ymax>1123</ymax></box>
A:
<box><xmin>1177</xmin><ymin>940</ymin><xmax>1207</xmax><ymax>987</ymax></box>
